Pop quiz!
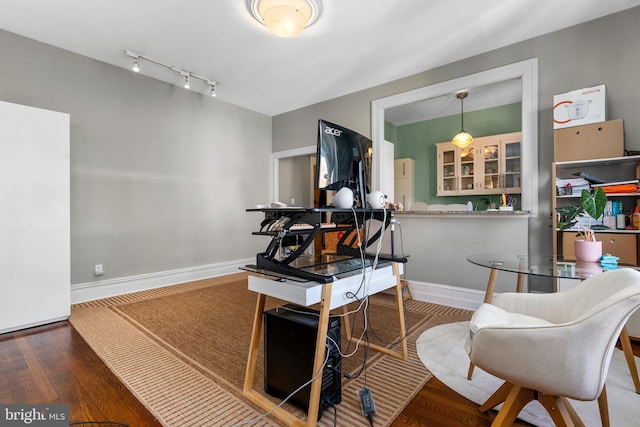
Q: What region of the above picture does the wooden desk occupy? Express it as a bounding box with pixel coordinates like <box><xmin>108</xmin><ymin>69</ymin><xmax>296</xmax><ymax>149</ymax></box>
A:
<box><xmin>242</xmin><ymin>262</ymin><xmax>407</xmax><ymax>427</ymax></box>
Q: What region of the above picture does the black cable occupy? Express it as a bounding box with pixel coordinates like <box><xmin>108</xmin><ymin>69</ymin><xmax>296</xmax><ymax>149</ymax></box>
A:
<box><xmin>333</xmin><ymin>292</ymin><xmax>370</xmax><ymax>382</ymax></box>
<box><xmin>323</xmin><ymin>396</ymin><xmax>338</xmax><ymax>427</ymax></box>
<box><xmin>366</xmin><ymin>413</ymin><xmax>374</xmax><ymax>427</ymax></box>
<box><xmin>366</xmin><ymin>302</ymin><xmax>411</xmax><ymax>347</ymax></box>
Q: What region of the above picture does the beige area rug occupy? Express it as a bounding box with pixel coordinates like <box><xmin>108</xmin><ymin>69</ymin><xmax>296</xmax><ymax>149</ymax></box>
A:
<box><xmin>70</xmin><ymin>273</ymin><xmax>472</xmax><ymax>426</ymax></box>
<box><xmin>417</xmin><ymin>321</ymin><xmax>640</xmax><ymax>427</ymax></box>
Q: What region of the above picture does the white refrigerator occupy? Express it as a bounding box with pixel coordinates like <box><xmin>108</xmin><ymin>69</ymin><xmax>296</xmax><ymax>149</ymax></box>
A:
<box><xmin>0</xmin><ymin>100</ymin><xmax>70</xmax><ymax>334</ymax></box>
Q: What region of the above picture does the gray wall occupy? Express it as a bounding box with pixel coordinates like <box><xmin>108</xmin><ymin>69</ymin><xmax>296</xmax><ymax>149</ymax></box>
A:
<box><xmin>273</xmin><ymin>8</ymin><xmax>640</xmax><ymax>274</ymax></box>
<box><xmin>0</xmin><ymin>29</ymin><xmax>271</xmax><ymax>285</ymax></box>
<box><xmin>279</xmin><ymin>156</ymin><xmax>312</xmax><ymax>207</ymax></box>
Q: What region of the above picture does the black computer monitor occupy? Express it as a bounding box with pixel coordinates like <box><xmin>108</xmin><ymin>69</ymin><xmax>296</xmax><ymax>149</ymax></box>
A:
<box><xmin>315</xmin><ymin>120</ymin><xmax>372</xmax><ymax>207</ymax></box>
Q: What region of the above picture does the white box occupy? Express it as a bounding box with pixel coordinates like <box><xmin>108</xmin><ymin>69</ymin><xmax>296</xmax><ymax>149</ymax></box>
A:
<box><xmin>553</xmin><ymin>84</ymin><xmax>606</xmax><ymax>129</ymax></box>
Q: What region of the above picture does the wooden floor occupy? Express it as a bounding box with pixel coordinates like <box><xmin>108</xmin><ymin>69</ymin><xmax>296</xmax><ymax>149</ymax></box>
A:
<box><xmin>1</xmin><ymin>321</ymin><xmax>637</xmax><ymax>427</ymax></box>
<box><xmin>0</xmin><ymin>321</ymin><xmax>162</xmax><ymax>427</ymax></box>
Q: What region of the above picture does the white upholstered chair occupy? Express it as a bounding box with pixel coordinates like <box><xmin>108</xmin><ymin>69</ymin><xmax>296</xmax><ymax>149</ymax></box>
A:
<box><xmin>466</xmin><ymin>268</ymin><xmax>640</xmax><ymax>427</ymax></box>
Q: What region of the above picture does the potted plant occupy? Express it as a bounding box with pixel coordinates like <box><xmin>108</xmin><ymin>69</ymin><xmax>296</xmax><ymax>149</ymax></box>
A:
<box><xmin>555</xmin><ymin>187</ymin><xmax>608</xmax><ymax>262</ymax></box>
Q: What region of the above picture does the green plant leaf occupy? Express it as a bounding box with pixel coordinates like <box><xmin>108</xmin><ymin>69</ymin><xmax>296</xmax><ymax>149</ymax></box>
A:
<box><xmin>555</xmin><ymin>205</ymin><xmax>583</xmax><ymax>230</ymax></box>
<box><xmin>580</xmin><ymin>187</ymin><xmax>607</xmax><ymax>220</ymax></box>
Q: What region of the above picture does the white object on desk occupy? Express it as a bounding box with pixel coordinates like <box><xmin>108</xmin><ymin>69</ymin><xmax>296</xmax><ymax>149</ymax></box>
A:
<box><xmin>333</xmin><ymin>187</ymin><xmax>354</xmax><ymax>208</ymax></box>
<box><xmin>367</xmin><ymin>190</ymin><xmax>386</xmax><ymax>209</ymax></box>
<box><xmin>248</xmin><ymin>264</ymin><xmax>397</xmax><ymax>310</ymax></box>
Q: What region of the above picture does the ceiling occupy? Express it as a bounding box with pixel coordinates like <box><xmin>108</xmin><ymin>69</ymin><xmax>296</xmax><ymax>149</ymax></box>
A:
<box><xmin>384</xmin><ymin>78</ymin><xmax>523</xmax><ymax>126</ymax></box>
<box><xmin>1</xmin><ymin>0</ymin><xmax>639</xmax><ymax>117</ymax></box>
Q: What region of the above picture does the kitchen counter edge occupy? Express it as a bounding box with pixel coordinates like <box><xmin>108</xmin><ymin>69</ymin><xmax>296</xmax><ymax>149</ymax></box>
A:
<box><xmin>394</xmin><ymin>210</ymin><xmax>531</xmax><ymax>218</ymax></box>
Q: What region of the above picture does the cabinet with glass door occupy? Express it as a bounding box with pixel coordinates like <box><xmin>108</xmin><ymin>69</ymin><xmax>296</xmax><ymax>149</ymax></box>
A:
<box><xmin>476</xmin><ymin>131</ymin><xmax>522</xmax><ymax>194</ymax></box>
<box><xmin>436</xmin><ymin>131</ymin><xmax>522</xmax><ymax>196</ymax></box>
<box><xmin>436</xmin><ymin>142</ymin><xmax>459</xmax><ymax>195</ymax></box>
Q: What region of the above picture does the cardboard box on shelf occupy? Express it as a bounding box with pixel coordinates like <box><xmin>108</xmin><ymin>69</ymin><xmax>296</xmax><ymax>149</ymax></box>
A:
<box><xmin>554</xmin><ymin>119</ymin><xmax>624</xmax><ymax>162</ymax></box>
<box><xmin>553</xmin><ymin>84</ymin><xmax>606</xmax><ymax>129</ymax></box>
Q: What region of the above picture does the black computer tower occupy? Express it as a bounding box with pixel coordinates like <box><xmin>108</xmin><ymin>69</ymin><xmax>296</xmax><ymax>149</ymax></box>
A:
<box><xmin>264</xmin><ymin>304</ymin><xmax>341</xmax><ymax>418</ymax></box>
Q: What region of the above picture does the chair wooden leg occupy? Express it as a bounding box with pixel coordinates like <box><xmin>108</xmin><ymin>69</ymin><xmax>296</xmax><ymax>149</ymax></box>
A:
<box><xmin>597</xmin><ymin>385</ymin><xmax>610</xmax><ymax>427</ymax></box>
<box><xmin>537</xmin><ymin>394</ymin><xmax>584</xmax><ymax>427</ymax></box>
<box><xmin>479</xmin><ymin>381</ymin><xmax>514</xmax><ymax>412</ymax></box>
<box><xmin>467</xmin><ymin>361</ymin><xmax>475</xmax><ymax>380</ymax></box>
<box><xmin>619</xmin><ymin>327</ymin><xmax>640</xmax><ymax>393</ymax></box>
<box><xmin>482</xmin><ymin>384</ymin><xmax>590</xmax><ymax>427</ymax></box>
<box><xmin>558</xmin><ymin>396</ymin><xmax>585</xmax><ymax>427</ymax></box>
<box><xmin>490</xmin><ymin>385</ymin><xmax>534</xmax><ymax>427</ymax></box>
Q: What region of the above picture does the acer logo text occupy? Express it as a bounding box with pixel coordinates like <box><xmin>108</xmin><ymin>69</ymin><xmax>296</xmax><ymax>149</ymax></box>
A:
<box><xmin>324</xmin><ymin>127</ymin><xmax>342</xmax><ymax>136</ymax></box>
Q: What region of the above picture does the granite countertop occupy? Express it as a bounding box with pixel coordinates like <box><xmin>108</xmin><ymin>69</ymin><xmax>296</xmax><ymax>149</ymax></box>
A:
<box><xmin>395</xmin><ymin>210</ymin><xmax>530</xmax><ymax>217</ymax></box>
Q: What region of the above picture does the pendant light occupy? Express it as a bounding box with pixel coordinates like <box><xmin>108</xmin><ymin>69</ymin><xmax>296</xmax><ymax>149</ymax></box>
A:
<box><xmin>452</xmin><ymin>91</ymin><xmax>473</xmax><ymax>149</ymax></box>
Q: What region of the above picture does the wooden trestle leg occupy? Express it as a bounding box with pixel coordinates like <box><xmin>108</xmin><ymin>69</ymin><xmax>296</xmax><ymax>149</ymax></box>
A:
<box><xmin>341</xmin><ymin>262</ymin><xmax>408</xmax><ymax>361</ymax></box>
<box><xmin>243</xmin><ymin>281</ymin><xmax>334</xmax><ymax>427</ymax></box>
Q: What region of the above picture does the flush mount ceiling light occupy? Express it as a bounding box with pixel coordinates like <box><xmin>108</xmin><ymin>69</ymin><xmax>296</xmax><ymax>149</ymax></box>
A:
<box><xmin>248</xmin><ymin>0</ymin><xmax>322</xmax><ymax>37</ymax></box>
<box><xmin>125</xmin><ymin>49</ymin><xmax>218</xmax><ymax>97</ymax></box>
<box><xmin>452</xmin><ymin>91</ymin><xmax>474</xmax><ymax>149</ymax></box>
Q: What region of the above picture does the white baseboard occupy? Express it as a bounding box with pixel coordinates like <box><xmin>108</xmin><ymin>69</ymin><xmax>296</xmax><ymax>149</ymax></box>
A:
<box><xmin>408</xmin><ymin>280</ymin><xmax>485</xmax><ymax>312</ymax></box>
<box><xmin>71</xmin><ymin>263</ymin><xmax>485</xmax><ymax>313</ymax></box>
<box><xmin>71</xmin><ymin>258</ymin><xmax>253</xmax><ymax>304</ymax></box>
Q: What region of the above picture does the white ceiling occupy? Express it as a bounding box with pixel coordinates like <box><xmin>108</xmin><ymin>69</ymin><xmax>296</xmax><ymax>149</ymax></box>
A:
<box><xmin>1</xmin><ymin>0</ymin><xmax>639</xmax><ymax>117</ymax></box>
<box><xmin>384</xmin><ymin>78</ymin><xmax>524</xmax><ymax>126</ymax></box>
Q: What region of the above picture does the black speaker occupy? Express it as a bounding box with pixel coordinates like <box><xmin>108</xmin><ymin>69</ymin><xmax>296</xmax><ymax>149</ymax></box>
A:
<box><xmin>264</xmin><ymin>304</ymin><xmax>341</xmax><ymax>418</ymax></box>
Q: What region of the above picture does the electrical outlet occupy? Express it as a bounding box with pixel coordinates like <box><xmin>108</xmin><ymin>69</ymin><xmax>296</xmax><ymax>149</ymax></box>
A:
<box><xmin>94</xmin><ymin>264</ymin><xmax>105</xmax><ymax>276</ymax></box>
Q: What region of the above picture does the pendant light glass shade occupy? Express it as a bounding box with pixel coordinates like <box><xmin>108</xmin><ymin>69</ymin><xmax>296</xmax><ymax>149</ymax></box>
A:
<box><xmin>452</xmin><ymin>131</ymin><xmax>473</xmax><ymax>149</ymax></box>
<box><xmin>249</xmin><ymin>0</ymin><xmax>321</xmax><ymax>37</ymax></box>
<box><xmin>452</xmin><ymin>91</ymin><xmax>473</xmax><ymax>149</ymax></box>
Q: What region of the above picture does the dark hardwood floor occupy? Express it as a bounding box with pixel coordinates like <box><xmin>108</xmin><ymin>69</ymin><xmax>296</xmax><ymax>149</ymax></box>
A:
<box><xmin>0</xmin><ymin>321</ymin><xmax>161</xmax><ymax>427</ymax></box>
<box><xmin>1</xmin><ymin>320</ymin><xmax>637</xmax><ymax>426</ymax></box>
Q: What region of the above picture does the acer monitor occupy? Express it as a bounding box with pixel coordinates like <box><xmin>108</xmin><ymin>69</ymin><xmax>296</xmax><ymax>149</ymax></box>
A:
<box><xmin>316</xmin><ymin>120</ymin><xmax>372</xmax><ymax>207</ymax></box>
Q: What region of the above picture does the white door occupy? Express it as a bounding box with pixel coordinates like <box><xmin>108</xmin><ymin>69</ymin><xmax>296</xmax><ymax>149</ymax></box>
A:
<box><xmin>379</xmin><ymin>140</ymin><xmax>395</xmax><ymax>201</ymax></box>
<box><xmin>0</xmin><ymin>101</ymin><xmax>70</xmax><ymax>333</ymax></box>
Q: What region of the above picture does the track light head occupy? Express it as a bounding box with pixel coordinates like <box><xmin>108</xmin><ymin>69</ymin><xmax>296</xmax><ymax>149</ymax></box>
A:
<box><xmin>207</xmin><ymin>80</ymin><xmax>217</xmax><ymax>97</ymax></box>
<box><xmin>125</xmin><ymin>49</ymin><xmax>141</xmax><ymax>73</ymax></box>
<box><xmin>183</xmin><ymin>73</ymin><xmax>190</xmax><ymax>89</ymax></box>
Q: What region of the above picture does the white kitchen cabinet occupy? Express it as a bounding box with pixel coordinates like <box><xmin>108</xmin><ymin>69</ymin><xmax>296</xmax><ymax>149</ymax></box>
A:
<box><xmin>436</xmin><ymin>143</ymin><xmax>459</xmax><ymax>195</ymax></box>
<box><xmin>476</xmin><ymin>132</ymin><xmax>522</xmax><ymax>194</ymax></box>
<box><xmin>436</xmin><ymin>131</ymin><xmax>522</xmax><ymax>196</ymax></box>
<box><xmin>394</xmin><ymin>158</ymin><xmax>414</xmax><ymax>209</ymax></box>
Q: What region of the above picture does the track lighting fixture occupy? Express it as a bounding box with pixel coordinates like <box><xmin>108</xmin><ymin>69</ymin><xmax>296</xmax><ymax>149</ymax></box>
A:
<box><xmin>125</xmin><ymin>49</ymin><xmax>218</xmax><ymax>97</ymax></box>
